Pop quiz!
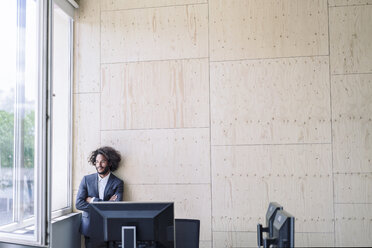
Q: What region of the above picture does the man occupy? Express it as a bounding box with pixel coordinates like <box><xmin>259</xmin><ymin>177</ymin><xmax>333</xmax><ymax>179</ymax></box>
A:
<box><xmin>76</xmin><ymin>146</ymin><xmax>124</xmax><ymax>248</ymax></box>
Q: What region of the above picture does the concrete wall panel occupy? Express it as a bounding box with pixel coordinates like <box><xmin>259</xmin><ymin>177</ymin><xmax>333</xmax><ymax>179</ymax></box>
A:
<box><xmin>330</xmin><ymin>5</ymin><xmax>372</xmax><ymax>74</ymax></box>
<box><xmin>329</xmin><ymin>0</ymin><xmax>372</xmax><ymax>6</ymax></box>
<box><xmin>335</xmin><ymin>204</ymin><xmax>372</xmax><ymax>246</ymax></box>
<box><xmin>209</xmin><ymin>0</ymin><xmax>328</xmax><ymax>61</ymax></box>
<box><xmin>73</xmin><ymin>93</ymin><xmax>101</xmax><ymax>191</ymax></box>
<box><xmin>213</xmin><ymin>232</ymin><xmax>334</xmax><ymax>248</ymax></box>
<box><xmin>101</xmin><ymin>5</ymin><xmax>208</xmax><ymax>63</ymax></box>
<box><xmin>334</xmin><ymin>173</ymin><xmax>372</xmax><ymax>203</ymax></box>
<box><xmin>73</xmin><ymin>0</ymin><xmax>100</xmax><ymax>93</ymax></box>
<box><xmin>101</xmin><ymin>59</ymin><xmax>209</xmax><ymax>130</ymax></box>
<box><xmin>210</xmin><ymin>57</ymin><xmax>331</xmax><ymax>145</ymax></box>
<box><xmin>332</xmin><ymin>74</ymin><xmax>372</xmax><ymax>173</ymax></box>
<box><xmin>211</xmin><ymin>145</ymin><xmax>333</xmax><ymax>233</ymax></box>
<box><xmin>101</xmin><ymin>128</ymin><xmax>210</xmax><ymax>184</ymax></box>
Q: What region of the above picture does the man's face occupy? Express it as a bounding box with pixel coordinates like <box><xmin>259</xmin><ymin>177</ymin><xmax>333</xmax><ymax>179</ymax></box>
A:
<box><xmin>95</xmin><ymin>154</ymin><xmax>110</xmax><ymax>175</ymax></box>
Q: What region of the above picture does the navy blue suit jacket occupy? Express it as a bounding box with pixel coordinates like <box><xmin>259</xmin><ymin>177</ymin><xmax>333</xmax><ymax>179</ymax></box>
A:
<box><xmin>75</xmin><ymin>173</ymin><xmax>124</xmax><ymax>237</ymax></box>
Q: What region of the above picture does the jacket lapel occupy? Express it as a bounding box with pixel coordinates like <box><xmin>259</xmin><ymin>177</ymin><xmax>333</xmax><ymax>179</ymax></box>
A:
<box><xmin>92</xmin><ymin>173</ymin><xmax>99</xmax><ymax>198</ymax></box>
<box><xmin>103</xmin><ymin>174</ymin><xmax>114</xmax><ymax>200</ymax></box>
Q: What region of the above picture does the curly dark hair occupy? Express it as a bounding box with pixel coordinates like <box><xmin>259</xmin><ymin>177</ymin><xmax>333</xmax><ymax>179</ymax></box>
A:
<box><xmin>88</xmin><ymin>146</ymin><xmax>122</xmax><ymax>172</ymax></box>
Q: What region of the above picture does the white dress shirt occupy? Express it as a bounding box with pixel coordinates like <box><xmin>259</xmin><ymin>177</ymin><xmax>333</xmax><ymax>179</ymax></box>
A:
<box><xmin>98</xmin><ymin>172</ymin><xmax>110</xmax><ymax>200</ymax></box>
<box><xmin>90</xmin><ymin>173</ymin><xmax>111</xmax><ymax>202</ymax></box>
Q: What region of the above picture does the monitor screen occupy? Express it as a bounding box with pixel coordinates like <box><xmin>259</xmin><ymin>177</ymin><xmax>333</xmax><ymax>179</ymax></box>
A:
<box><xmin>89</xmin><ymin>202</ymin><xmax>174</xmax><ymax>248</ymax></box>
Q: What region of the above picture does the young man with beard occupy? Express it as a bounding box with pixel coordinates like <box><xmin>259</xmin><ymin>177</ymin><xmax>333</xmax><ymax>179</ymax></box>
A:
<box><xmin>76</xmin><ymin>146</ymin><xmax>124</xmax><ymax>248</ymax></box>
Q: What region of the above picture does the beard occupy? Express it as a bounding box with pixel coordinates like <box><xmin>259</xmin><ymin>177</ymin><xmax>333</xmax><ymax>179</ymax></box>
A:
<box><xmin>97</xmin><ymin>166</ymin><xmax>110</xmax><ymax>175</ymax></box>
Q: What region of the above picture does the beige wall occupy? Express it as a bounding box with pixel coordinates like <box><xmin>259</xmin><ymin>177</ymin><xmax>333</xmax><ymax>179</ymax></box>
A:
<box><xmin>73</xmin><ymin>0</ymin><xmax>372</xmax><ymax>247</ymax></box>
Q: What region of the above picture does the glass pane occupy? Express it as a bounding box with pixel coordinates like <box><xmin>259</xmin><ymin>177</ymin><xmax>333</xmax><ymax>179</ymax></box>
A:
<box><xmin>0</xmin><ymin>0</ymin><xmax>39</xmax><ymax>240</ymax></box>
<box><xmin>51</xmin><ymin>4</ymin><xmax>71</xmax><ymax>212</ymax></box>
<box><xmin>0</xmin><ymin>0</ymin><xmax>16</xmax><ymax>226</ymax></box>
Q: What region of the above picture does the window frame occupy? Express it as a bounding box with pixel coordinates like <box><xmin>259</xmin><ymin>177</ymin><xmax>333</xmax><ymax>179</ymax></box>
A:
<box><xmin>0</xmin><ymin>0</ymin><xmax>76</xmax><ymax>245</ymax></box>
<box><xmin>50</xmin><ymin>0</ymin><xmax>74</xmax><ymax>220</ymax></box>
<box><xmin>0</xmin><ymin>0</ymin><xmax>48</xmax><ymax>245</ymax></box>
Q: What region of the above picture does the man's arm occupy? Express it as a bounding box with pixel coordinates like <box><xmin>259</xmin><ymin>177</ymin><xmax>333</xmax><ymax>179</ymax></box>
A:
<box><xmin>75</xmin><ymin>176</ymin><xmax>91</xmax><ymax>211</ymax></box>
<box><xmin>107</xmin><ymin>179</ymin><xmax>123</xmax><ymax>202</ymax></box>
<box><xmin>114</xmin><ymin>180</ymin><xmax>124</xmax><ymax>201</ymax></box>
<box><xmin>90</xmin><ymin>179</ymin><xmax>123</xmax><ymax>202</ymax></box>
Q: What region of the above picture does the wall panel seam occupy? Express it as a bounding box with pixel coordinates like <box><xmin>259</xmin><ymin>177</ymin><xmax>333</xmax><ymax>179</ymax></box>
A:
<box><xmin>101</xmin><ymin>2</ymin><xmax>208</xmax><ymax>13</ymax></box>
<box><xmin>100</xmin><ymin>127</ymin><xmax>210</xmax><ymax>132</ymax></box>
<box><xmin>100</xmin><ymin>57</ymin><xmax>210</xmax><ymax>65</ymax></box>
<box><xmin>333</xmin><ymin>172</ymin><xmax>372</xmax><ymax>174</ymax></box>
<box><xmin>334</xmin><ymin>203</ymin><xmax>372</xmax><ymax>205</ymax></box>
<box><xmin>73</xmin><ymin>92</ymin><xmax>100</xmax><ymax>95</ymax></box>
<box><xmin>329</xmin><ymin>4</ymin><xmax>372</xmax><ymax>8</ymax></box>
<box><xmin>210</xmin><ymin>55</ymin><xmax>330</xmax><ymax>63</ymax></box>
<box><xmin>327</xmin><ymin>1</ymin><xmax>336</xmax><ymax>246</ymax></box>
<box><xmin>212</xmin><ymin>143</ymin><xmax>332</xmax><ymax>147</ymax></box>
<box><xmin>207</xmin><ymin>0</ymin><xmax>214</xmax><ymax>245</ymax></box>
<box><xmin>125</xmin><ymin>183</ymin><xmax>211</xmax><ymax>186</ymax></box>
<box><xmin>332</xmin><ymin>72</ymin><xmax>372</xmax><ymax>76</ymax></box>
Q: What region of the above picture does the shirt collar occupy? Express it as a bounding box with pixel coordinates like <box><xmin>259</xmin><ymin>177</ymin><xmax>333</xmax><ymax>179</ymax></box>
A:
<box><xmin>98</xmin><ymin>172</ymin><xmax>111</xmax><ymax>182</ymax></box>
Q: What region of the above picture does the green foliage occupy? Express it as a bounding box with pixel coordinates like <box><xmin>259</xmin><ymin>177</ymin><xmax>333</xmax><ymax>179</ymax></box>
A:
<box><xmin>24</xmin><ymin>110</ymin><xmax>35</xmax><ymax>168</ymax></box>
<box><xmin>0</xmin><ymin>110</ymin><xmax>14</xmax><ymax>168</ymax></box>
<box><xmin>0</xmin><ymin>110</ymin><xmax>35</xmax><ymax>168</ymax></box>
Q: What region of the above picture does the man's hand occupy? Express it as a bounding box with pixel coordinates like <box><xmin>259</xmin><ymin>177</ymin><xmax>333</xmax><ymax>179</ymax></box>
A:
<box><xmin>85</xmin><ymin>197</ymin><xmax>93</xmax><ymax>203</ymax></box>
<box><xmin>109</xmin><ymin>195</ymin><xmax>118</xmax><ymax>201</ymax></box>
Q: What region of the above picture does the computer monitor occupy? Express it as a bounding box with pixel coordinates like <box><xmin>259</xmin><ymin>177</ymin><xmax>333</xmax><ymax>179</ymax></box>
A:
<box><xmin>263</xmin><ymin>209</ymin><xmax>295</xmax><ymax>248</ymax></box>
<box><xmin>265</xmin><ymin>202</ymin><xmax>284</xmax><ymax>236</ymax></box>
<box><xmin>257</xmin><ymin>202</ymin><xmax>283</xmax><ymax>246</ymax></box>
<box><xmin>89</xmin><ymin>202</ymin><xmax>174</xmax><ymax>248</ymax></box>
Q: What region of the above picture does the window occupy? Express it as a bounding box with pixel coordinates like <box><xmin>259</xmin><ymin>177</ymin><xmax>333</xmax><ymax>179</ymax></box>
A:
<box><xmin>0</xmin><ymin>0</ymin><xmax>76</xmax><ymax>245</ymax></box>
<box><xmin>0</xmin><ymin>0</ymin><xmax>43</xmax><ymax>244</ymax></box>
<box><xmin>51</xmin><ymin>1</ymin><xmax>73</xmax><ymax>216</ymax></box>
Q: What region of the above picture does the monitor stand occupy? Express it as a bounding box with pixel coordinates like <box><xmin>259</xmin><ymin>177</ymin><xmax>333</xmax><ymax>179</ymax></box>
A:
<box><xmin>121</xmin><ymin>226</ymin><xmax>136</xmax><ymax>248</ymax></box>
